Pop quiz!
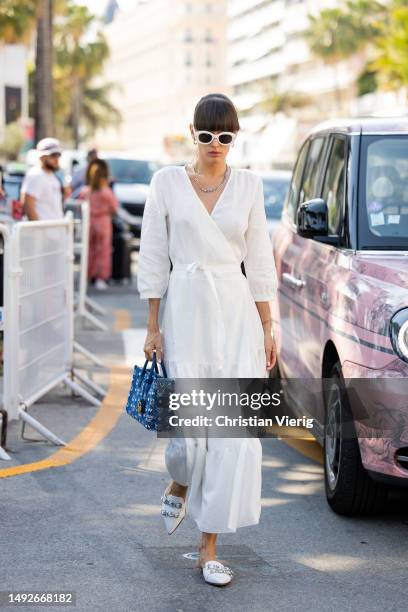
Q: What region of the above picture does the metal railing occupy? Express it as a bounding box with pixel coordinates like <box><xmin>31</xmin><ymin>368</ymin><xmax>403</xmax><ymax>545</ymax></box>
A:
<box><xmin>0</xmin><ymin>214</ymin><xmax>106</xmax><ymax>458</ymax></box>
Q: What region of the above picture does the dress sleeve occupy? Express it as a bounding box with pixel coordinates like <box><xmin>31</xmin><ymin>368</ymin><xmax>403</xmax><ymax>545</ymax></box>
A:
<box><xmin>76</xmin><ymin>186</ymin><xmax>89</xmax><ymax>201</ymax></box>
<box><xmin>243</xmin><ymin>175</ymin><xmax>278</xmax><ymax>301</ymax></box>
<box><xmin>137</xmin><ymin>171</ymin><xmax>171</xmax><ymax>299</ymax></box>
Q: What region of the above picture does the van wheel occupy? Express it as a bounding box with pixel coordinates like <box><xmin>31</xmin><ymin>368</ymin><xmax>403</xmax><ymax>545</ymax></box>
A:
<box><xmin>323</xmin><ymin>362</ymin><xmax>388</xmax><ymax>516</ymax></box>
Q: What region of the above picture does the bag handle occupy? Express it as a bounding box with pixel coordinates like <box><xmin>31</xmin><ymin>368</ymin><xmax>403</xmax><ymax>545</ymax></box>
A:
<box><xmin>140</xmin><ymin>351</ymin><xmax>168</xmax><ymax>381</ymax></box>
<box><xmin>152</xmin><ymin>349</ymin><xmax>168</xmax><ymax>378</ymax></box>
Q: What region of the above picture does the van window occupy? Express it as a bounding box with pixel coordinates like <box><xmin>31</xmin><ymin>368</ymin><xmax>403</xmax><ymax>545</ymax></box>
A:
<box><xmin>298</xmin><ymin>137</ymin><xmax>325</xmax><ymax>205</ymax></box>
<box><xmin>322</xmin><ymin>137</ymin><xmax>346</xmax><ymax>235</ymax></box>
<box><xmin>359</xmin><ymin>135</ymin><xmax>408</xmax><ymax>249</ymax></box>
<box><xmin>285</xmin><ymin>141</ymin><xmax>309</xmax><ymax>221</ymax></box>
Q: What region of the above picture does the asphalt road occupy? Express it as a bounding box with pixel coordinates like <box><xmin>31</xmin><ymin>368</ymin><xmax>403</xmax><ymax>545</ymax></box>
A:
<box><xmin>1</xmin><ymin>278</ymin><xmax>408</xmax><ymax>612</ymax></box>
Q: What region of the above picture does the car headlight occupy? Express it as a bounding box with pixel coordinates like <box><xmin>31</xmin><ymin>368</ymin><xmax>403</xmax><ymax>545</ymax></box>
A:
<box><xmin>390</xmin><ymin>308</ymin><xmax>408</xmax><ymax>363</ymax></box>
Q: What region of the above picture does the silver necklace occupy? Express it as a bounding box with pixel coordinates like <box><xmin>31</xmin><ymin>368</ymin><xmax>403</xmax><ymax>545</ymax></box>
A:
<box><xmin>187</xmin><ymin>162</ymin><xmax>230</xmax><ymax>193</ymax></box>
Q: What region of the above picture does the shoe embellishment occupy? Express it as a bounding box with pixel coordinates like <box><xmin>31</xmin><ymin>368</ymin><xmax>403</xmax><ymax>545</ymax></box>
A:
<box><xmin>205</xmin><ymin>563</ymin><xmax>233</xmax><ymax>576</ymax></box>
<box><xmin>161</xmin><ymin>495</ymin><xmax>182</xmax><ymax>509</ymax></box>
<box><xmin>161</xmin><ymin>509</ymin><xmax>180</xmax><ymax>518</ymax></box>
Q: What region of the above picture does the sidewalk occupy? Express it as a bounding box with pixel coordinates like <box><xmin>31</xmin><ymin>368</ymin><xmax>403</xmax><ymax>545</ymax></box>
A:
<box><xmin>1</xmin><ymin>279</ymin><xmax>408</xmax><ymax>612</ymax></box>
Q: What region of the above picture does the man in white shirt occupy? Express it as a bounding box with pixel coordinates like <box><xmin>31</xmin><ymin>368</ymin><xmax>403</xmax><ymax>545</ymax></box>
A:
<box><xmin>21</xmin><ymin>138</ymin><xmax>64</xmax><ymax>220</ymax></box>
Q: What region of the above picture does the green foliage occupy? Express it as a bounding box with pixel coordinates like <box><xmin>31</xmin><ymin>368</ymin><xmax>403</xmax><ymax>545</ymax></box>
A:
<box><xmin>0</xmin><ymin>0</ymin><xmax>38</xmax><ymax>44</ymax></box>
<box><xmin>305</xmin><ymin>1</ymin><xmax>386</xmax><ymax>63</ymax></box>
<box><xmin>2</xmin><ymin>0</ymin><xmax>120</xmax><ymax>145</ymax></box>
<box><xmin>81</xmin><ymin>83</ymin><xmax>122</xmax><ymax>133</ymax></box>
<box><xmin>306</xmin><ymin>0</ymin><xmax>408</xmax><ymax>96</ymax></box>
<box><xmin>52</xmin><ymin>2</ymin><xmax>121</xmax><ymax>144</ymax></box>
<box><xmin>0</xmin><ymin>122</ymin><xmax>25</xmax><ymax>161</ymax></box>
<box><xmin>371</xmin><ymin>6</ymin><xmax>408</xmax><ymax>89</ymax></box>
<box><xmin>305</xmin><ymin>8</ymin><xmax>362</xmax><ymax>62</ymax></box>
<box><xmin>357</xmin><ymin>68</ymin><xmax>378</xmax><ymax>96</ymax></box>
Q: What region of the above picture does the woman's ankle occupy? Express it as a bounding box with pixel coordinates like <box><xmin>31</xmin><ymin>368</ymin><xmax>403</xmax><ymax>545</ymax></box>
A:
<box><xmin>168</xmin><ymin>481</ymin><xmax>187</xmax><ymax>498</ymax></box>
<box><xmin>198</xmin><ymin>541</ymin><xmax>217</xmax><ymax>566</ymax></box>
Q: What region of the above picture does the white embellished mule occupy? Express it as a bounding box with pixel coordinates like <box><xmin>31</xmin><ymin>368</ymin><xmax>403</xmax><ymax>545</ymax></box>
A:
<box><xmin>201</xmin><ymin>560</ymin><xmax>234</xmax><ymax>586</ymax></box>
<box><xmin>160</xmin><ymin>484</ymin><xmax>186</xmax><ymax>535</ymax></box>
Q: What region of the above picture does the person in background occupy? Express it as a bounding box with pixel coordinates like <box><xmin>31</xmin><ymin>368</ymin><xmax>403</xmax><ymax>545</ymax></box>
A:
<box><xmin>78</xmin><ymin>158</ymin><xmax>119</xmax><ymax>290</ymax></box>
<box><xmin>71</xmin><ymin>148</ymin><xmax>98</xmax><ymax>198</ymax></box>
<box><xmin>0</xmin><ymin>165</ymin><xmax>5</xmax><ymax>199</ymax></box>
<box><xmin>21</xmin><ymin>138</ymin><xmax>64</xmax><ymax>220</ymax></box>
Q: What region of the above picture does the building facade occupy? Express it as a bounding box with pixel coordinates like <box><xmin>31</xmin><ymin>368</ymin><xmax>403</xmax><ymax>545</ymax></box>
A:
<box><xmin>97</xmin><ymin>0</ymin><xmax>228</xmax><ymax>161</ymax></box>
<box><xmin>227</xmin><ymin>0</ymin><xmax>366</xmax><ymax>168</ymax></box>
<box><xmin>0</xmin><ymin>44</ymin><xmax>29</xmax><ymax>150</ymax></box>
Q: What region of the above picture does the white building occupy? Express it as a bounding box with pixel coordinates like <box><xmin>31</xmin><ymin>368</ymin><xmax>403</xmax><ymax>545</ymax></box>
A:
<box><xmin>0</xmin><ymin>44</ymin><xmax>29</xmax><ymax>146</ymax></box>
<box><xmin>227</xmin><ymin>0</ymin><xmax>368</xmax><ymax>168</ymax></box>
<box><xmin>96</xmin><ymin>0</ymin><xmax>228</xmax><ymax>161</ymax></box>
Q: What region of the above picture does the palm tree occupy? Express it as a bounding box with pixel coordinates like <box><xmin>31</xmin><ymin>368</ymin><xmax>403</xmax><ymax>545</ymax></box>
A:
<box><xmin>0</xmin><ymin>0</ymin><xmax>38</xmax><ymax>44</ymax></box>
<box><xmin>370</xmin><ymin>4</ymin><xmax>408</xmax><ymax>95</ymax></box>
<box><xmin>305</xmin><ymin>8</ymin><xmax>363</xmax><ymax>111</ymax></box>
<box><xmin>53</xmin><ymin>4</ymin><xmax>120</xmax><ymax>146</ymax></box>
<box><xmin>34</xmin><ymin>0</ymin><xmax>54</xmax><ymax>142</ymax></box>
<box><xmin>304</xmin><ymin>2</ymin><xmax>386</xmax><ymax>111</ymax></box>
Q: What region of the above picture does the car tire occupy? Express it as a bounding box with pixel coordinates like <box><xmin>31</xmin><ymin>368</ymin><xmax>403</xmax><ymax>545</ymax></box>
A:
<box><xmin>323</xmin><ymin>362</ymin><xmax>388</xmax><ymax>516</ymax></box>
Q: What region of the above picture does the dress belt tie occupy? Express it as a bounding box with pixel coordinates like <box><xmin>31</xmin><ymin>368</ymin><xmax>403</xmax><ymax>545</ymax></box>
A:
<box><xmin>172</xmin><ymin>262</ymin><xmax>242</xmax><ymax>370</ymax></box>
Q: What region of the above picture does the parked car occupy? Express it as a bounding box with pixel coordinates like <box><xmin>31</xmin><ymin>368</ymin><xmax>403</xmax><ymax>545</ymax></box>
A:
<box><xmin>255</xmin><ymin>170</ymin><xmax>291</xmax><ymax>236</ymax></box>
<box><xmin>101</xmin><ymin>154</ymin><xmax>161</xmax><ymax>239</ymax></box>
<box><xmin>271</xmin><ymin>117</ymin><xmax>408</xmax><ymax>515</ymax></box>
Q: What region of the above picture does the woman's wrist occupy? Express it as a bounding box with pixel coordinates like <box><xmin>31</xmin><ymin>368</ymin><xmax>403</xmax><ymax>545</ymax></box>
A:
<box><xmin>147</xmin><ymin>322</ymin><xmax>160</xmax><ymax>333</ymax></box>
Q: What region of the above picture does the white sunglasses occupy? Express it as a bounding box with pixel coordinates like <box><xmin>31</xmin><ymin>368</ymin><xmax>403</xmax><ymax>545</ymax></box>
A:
<box><xmin>194</xmin><ymin>130</ymin><xmax>236</xmax><ymax>146</ymax></box>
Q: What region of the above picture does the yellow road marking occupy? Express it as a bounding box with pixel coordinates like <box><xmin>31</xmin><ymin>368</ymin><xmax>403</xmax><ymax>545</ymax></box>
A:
<box><xmin>0</xmin><ymin>364</ymin><xmax>131</xmax><ymax>479</ymax></box>
<box><xmin>112</xmin><ymin>309</ymin><xmax>131</xmax><ymax>331</ymax></box>
<box><xmin>283</xmin><ymin>437</ymin><xmax>323</xmax><ymax>465</ymax></box>
<box><xmin>266</xmin><ymin>425</ymin><xmax>324</xmax><ymax>465</ymax></box>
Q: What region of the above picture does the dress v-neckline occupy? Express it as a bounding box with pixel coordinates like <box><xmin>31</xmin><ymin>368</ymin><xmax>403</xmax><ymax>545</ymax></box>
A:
<box><xmin>181</xmin><ymin>164</ymin><xmax>234</xmax><ymax>218</ymax></box>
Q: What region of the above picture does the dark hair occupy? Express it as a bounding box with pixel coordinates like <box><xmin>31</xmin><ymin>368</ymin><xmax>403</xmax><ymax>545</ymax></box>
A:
<box><xmin>87</xmin><ymin>148</ymin><xmax>98</xmax><ymax>162</ymax></box>
<box><xmin>86</xmin><ymin>158</ymin><xmax>109</xmax><ymax>191</ymax></box>
<box><xmin>193</xmin><ymin>93</ymin><xmax>240</xmax><ymax>132</ymax></box>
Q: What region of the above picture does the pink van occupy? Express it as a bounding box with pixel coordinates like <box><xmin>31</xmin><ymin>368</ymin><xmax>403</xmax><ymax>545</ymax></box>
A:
<box><xmin>271</xmin><ymin>118</ymin><xmax>408</xmax><ymax>515</ymax></box>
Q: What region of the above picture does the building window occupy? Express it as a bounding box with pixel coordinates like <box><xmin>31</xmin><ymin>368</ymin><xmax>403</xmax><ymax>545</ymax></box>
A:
<box><xmin>185</xmin><ymin>2</ymin><xmax>192</xmax><ymax>13</ymax></box>
<box><xmin>204</xmin><ymin>29</ymin><xmax>214</xmax><ymax>43</ymax></box>
<box><xmin>184</xmin><ymin>28</ymin><xmax>193</xmax><ymax>42</ymax></box>
<box><xmin>206</xmin><ymin>2</ymin><xmax>212</xmax><ymax>12</ymax></box>
<box><xmin>206</xmin><ymin>55</ymin><xmax>213</xmax><ymax>68</ymax></box>
<box><xmin>185</xmin><ymin>52</ymin><xmax>192</xmax><ymax>67</ymax></box>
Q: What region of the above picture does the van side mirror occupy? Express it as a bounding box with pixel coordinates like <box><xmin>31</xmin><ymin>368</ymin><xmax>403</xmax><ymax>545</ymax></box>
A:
<box><xmin>297</xmin><ymin>198</ymin><xmax>328</xmax><ymax>237</ymax></box>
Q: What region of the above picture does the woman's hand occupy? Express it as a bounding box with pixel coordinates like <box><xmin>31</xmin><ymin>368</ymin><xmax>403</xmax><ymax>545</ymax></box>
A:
<box><xmin>144</xmin><ymin>326</ymin><xmax>163</xmax><ymax>362</ymax></box>
<box><xmin>264</xmin><ymin>326</ymin><xmax>277</xmax><ymax>371</ymax></box>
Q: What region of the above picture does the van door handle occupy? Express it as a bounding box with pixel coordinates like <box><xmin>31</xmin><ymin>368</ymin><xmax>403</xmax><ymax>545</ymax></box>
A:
<box><xmin>282</xmin><ymin>272</ymin><xmax>306</xmax><ymax>289</ymax></box>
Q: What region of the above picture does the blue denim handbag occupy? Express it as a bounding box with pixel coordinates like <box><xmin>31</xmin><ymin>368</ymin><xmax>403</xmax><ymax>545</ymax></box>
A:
<box><xmin>125</xmin><ymin>351</ymin><xmax>174</xmax><ymax>431</ymax></box>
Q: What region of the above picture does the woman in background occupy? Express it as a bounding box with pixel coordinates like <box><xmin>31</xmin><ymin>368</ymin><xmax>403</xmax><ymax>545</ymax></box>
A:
<box><xmin>79</xmin><ymin>159</ymin><xmax>119</xmax><ymax>290</ymax></box>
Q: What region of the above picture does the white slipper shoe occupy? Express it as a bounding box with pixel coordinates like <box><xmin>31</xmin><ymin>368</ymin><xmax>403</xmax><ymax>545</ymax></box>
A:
<box><xmin>160</xmin><ymin>485</ymin><xmax>186</xmax><ymax>535</ymax></box>
<box><xmin>201</xmin><ymin>560</ymin><xmax>233</xmax><ymax>586</ymax></box>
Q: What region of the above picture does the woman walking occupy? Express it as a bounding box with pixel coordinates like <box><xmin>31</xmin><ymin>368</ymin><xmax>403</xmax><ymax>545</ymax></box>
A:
<box><xmin>79</xmin><ymin>159</ymin><xmax>119</xmax><ymax>290</ymax></box>
<box><xmin>137</xmin><ymin>94</ymin><xmax>278</xmax><ymax>586</ymax></box>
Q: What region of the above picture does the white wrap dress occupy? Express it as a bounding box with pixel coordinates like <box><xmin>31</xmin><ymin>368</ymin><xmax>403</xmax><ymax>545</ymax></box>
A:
<box><xmin>137</xmin><ymin>165</ymin><xmax>278</xmax><ymax>533</ymax></box>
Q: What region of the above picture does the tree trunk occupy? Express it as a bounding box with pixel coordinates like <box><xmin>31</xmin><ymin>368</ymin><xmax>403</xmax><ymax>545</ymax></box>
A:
<box><xmin>72</xmin><ymin>77</ymin><xmax>82</xmax><ymax>149</ymax></box>
<box><xmin>34</xmin><ymin>0</ymin><xmax>54</xmax><ymax>143</ymax></box>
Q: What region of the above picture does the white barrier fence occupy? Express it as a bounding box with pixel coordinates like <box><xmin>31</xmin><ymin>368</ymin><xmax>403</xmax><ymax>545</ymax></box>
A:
<box><xmin>65</xmin><ymin>200</ymin><xmax>108</xmax><ymax>334</ymax></box>
<box><xmin>0</xmin><ymin>224</ymin><xmax>16</xmax><ymax>460</ymax></box>
<box><xmin>0</xmin><ymin>214</ymin><xmax>106</xmax><ymax>458</ymax></box>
